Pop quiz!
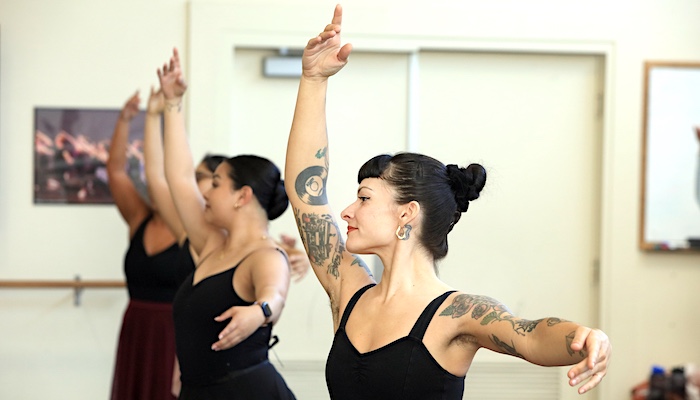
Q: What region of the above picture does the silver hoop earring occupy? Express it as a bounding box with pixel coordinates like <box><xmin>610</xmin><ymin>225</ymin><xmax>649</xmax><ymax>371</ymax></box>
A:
<box><xmin>396</xmin><ymin>224</ymin><xmax>412</xmax><ymax>241</ymax></box>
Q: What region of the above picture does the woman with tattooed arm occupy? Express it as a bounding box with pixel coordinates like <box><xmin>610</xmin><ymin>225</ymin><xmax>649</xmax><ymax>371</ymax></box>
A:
<box><xmin>284</xmin><ymin>5</ymin><xmax>612</xmax><ymax>399</ymax></box>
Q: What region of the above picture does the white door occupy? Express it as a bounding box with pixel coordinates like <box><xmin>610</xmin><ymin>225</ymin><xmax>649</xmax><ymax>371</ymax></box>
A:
<box><xmin>418</xmin><ymin>50</ymin><xmax>603</xmax><ymax>400</ymax></box>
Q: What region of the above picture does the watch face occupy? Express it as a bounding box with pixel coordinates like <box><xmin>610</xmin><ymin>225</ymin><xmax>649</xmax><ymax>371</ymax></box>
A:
<box><xmin>261</xmin><ymin>302</ymin><xmax>272</xmax><ymax>318</ymax></box>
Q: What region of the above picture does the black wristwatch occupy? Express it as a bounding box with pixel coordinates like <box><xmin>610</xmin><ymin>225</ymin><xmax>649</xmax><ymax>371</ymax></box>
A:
<box><xmin>256</xmin><ymin>301</ymin><xmax>272</xmax><ymax>319</ymax></box>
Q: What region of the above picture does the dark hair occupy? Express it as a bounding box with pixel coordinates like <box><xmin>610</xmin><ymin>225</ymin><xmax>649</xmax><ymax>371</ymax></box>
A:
<box><xmin>225</xmin><ymin>155</ymin><xmax>289</xmax><ymax>220</ymax></box>
<box><xmin>358</xmin><ymin>152</ymin><xmax>486</xmax><ymax>261</ymax></box>
<box><xmin>201</xmin><ymin>154</ymin><xmax>227</xmax><ymax>173</ymax></box>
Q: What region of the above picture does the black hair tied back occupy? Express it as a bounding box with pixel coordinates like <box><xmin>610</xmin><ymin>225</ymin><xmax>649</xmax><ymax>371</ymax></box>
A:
<box><xmin>266</xmin><ymin>179</ymin><xmax>289</xmax><ymax>221</ymax></box>
<box><xmin>446</xmin><ymin>163</ymin><xmax>487</xmax><ymax>213</ymax></box>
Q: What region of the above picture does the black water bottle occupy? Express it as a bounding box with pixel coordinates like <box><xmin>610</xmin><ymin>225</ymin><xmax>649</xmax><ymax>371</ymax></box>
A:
<box><xmin>668</xmin><ymin>366</ymin><xmax>686</xmax><ymax>399</ymax></box>
<box><xmin>647</xmin><ymin>365</ymin><xmax>667</xmax><ymax>400</ymax></box>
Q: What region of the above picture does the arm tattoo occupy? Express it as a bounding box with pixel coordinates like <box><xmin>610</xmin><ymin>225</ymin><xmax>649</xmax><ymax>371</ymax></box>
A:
<box><xmin>165</xmin><ymin>100</ymin><xmax>182</xmax><ymax>113</ymax></box>
<box><xmin>440</xmin><ymin>295</ymin><xmax>564</xmax><ymax>336</ymax></box>
<box><xmin>490</xmin><ymin>335</ymin><xmax>524</xmax><ymax>359</ymax></box>
<box><xmin>351</xmin><ymin>256</ymin><xmax>373</xmax><ymax>277</ymax></box>
<box><xmin>294</xmin><ymin>147</ymin><xmax>329</xmax><ymax>206</ymax></box>
<box><xmin>565</xmin><ymin>331</ymin><xmax>587</xmax><ymax>358</ymax></box>
<box><xmin>294</xmin><ymin>207</ymin><xmax>344</xmax><ymax>279</ymax></box>
<box><xmin>546</xmin><ymin>317</ymin><xmax>568</xmax><ymax>326</ymax></box>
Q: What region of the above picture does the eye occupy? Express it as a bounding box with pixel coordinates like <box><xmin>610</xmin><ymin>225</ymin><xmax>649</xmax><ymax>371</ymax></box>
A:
<box><xmin>358</xmin><ymin>196</ymin><xmax>369</xmax><ymax>202</ymax></box>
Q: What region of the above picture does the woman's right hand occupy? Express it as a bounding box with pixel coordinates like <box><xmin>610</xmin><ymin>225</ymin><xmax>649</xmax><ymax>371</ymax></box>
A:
<box><xmin>302</xmin><ymin>4</ymin><xmax>353</xmax><ymax>80</ymax></box>
<box><xmin>157</xmin><ymin>48</ymin><xmax>188</xmax><ymax>101</ymax></box>
<box><xmin>146</xmin><ymin>86</ymin><xmax>166</xmax><ymax>116</ymax></box>
<box><xmin>120</xmin><ymin>91</ymin><xmax>140</xmax><ymax>122</ymax></box>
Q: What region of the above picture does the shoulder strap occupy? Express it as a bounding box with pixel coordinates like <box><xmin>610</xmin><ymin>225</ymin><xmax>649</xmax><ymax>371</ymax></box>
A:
<box><xmin>339</xmin><ymin>284</ymin><xmax>376</xmax><ymax>329</ymax></box>
<box><xmin>409</xmin><ymin>291</ymin><xmax>457</xmax><ymax>339</ymax></box>
<box><xmin>131</xmin><ymin>213</ymin><xmax>153</xmax><ymax>240</ymax></box>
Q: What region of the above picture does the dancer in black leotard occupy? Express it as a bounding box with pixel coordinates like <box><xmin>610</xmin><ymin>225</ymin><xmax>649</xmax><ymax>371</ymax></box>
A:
<box><xmin>158</xmin><ymin>48</ymin><xmax>296</xmax><ymax>399</ymax></box>
<box><xmin>108</xmin><ymin>93</ymin><xmax>182</xmax><ymax>400</ymax></box>
<box><xmin>285</xmin><ymin>5</ymin><xmax>612</xmax><ymax>399</ymax></box>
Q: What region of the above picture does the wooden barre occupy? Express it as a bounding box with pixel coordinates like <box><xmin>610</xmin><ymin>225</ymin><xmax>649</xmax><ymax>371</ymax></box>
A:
<box><xmin>0</xmin><ymin>278</ymin><xmax>125</xmax><ymax>306</ymax></box>
<box><xmin>0</xmin><ymin>280</ymin><xmax>125</xmax><ymax>288</ymax></box>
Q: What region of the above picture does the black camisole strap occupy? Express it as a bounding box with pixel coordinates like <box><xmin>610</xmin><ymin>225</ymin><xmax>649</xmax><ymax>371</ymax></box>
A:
<box><xmin>408</xmin><ymin>290</ymin><xmax>457</xmax><ymax>340</ymax></box>
<box><xmin>339</xmin><ymin>283</ymin><xmax>376</xmax><ymax>329</ymax></box>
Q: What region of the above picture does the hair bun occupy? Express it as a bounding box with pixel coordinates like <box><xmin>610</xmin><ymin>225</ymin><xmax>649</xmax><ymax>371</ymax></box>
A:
<box><xmin>446</xmin><ymin>163</ymin><xmax>487</xmax><ymax>212</ymax></box>
<box><xmin>266</xmin><ymin>179</ymin><xmax>289</xmax><ymax>221</ymax></box>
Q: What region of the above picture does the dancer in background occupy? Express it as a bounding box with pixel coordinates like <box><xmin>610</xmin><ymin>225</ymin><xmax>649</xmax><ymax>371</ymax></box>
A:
<box><xmin>159</xmin><ymin>48</ymin><xmax>296</xmax><ymax>399</ymax></box>
<box><xmin>143</xmin><ymin>86</ymin><xmax>310</xmax><ymax>396</ymax></box>
<box><xmin>107</xmin><ymin>92</ymin><xmax>180</xmax><ymax>400</ymax></box>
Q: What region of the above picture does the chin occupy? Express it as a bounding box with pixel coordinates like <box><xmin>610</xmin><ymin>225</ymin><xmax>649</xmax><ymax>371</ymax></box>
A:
<box><xmin>346</xmin><ymin>240</ymin><xmax>370</xmax><ymax>255</ymax></box>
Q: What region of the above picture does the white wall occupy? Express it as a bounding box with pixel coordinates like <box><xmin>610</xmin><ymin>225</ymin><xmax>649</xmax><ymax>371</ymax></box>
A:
<box><xmin>1</xmin><ymin>0</ymin><xmax>700</xmax><ymax>399</ymax></box>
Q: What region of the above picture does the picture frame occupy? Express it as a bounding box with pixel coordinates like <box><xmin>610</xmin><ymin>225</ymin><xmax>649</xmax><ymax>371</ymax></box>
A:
<box><xmin>33</xmin><ymin>107</ymin><xmax>146</xmax><ymax>204</ymax></box>
<box><xmin>640</xmin><ymin>61</ymin><xmax>700</xmax><ymax>251</ymax></box>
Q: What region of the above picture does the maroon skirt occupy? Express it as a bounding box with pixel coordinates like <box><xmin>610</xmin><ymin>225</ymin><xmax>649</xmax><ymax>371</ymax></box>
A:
<box><xmin>111</xmin><ymin>299</ymin><xmax>177</xmax><ymax>400</ymax></box>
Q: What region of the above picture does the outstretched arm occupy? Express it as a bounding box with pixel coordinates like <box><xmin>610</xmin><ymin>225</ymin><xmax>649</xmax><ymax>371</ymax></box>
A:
<box><xmin>284</xmin><ymin>5</ymin><xmax>373</xmax><ymax>330</ymax></box>
<box><xmin>143</xmin><ymin>87</ymin><xmax>186</xmax><ymax>243</ymax></box>
<box><xmin>440</xmin><ymin>294</ymin><xmax>611</xmax><ymax>395</ymax></box>
<box><xmin>159</xmin><ymin>48</ymin><xmax>216</xmax><ymax>254</ymax></box>
<box><xmin>211</xmin><ymin>250</ymin><xmax>291</xmax><ymax>351</ymax></box>
<box><xmin>106</xmin><ymin>92</ymin><xmax>150</xmax><ymax>235</ymax></box>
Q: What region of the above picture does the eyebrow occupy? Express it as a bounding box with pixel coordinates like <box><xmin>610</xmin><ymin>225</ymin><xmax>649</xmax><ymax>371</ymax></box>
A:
<box><xmin>357</xmin><ymin>186</ymin><xmax>374</xmax><ymax>194</ymax></box>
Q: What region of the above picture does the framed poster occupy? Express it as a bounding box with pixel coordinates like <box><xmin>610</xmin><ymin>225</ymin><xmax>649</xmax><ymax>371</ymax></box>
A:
<box><xmin>640</xmin><ymin>62</ymin><xmax>700</xmax><ymax>251</ymax></box>
<box><xmin>33</xmin><ymin>108</ymin><xmax>146</xmax><ymax>204</ymax></box>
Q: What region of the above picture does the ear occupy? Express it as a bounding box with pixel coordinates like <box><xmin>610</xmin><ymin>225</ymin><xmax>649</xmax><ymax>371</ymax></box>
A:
<box><xmin>398</xmin><ymin>200</ymin><xmax>420</xmax><ymax>225</ymax></box>
<box><xmin>236</xmin><ymin>185</ymin><xmax>254</xmax><ymax>206</ymax></box>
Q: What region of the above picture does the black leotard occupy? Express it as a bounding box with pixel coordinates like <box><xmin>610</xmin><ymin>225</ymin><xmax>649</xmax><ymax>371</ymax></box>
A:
<box><xmin>325</xmin><ymin>284</ymin><xmax>464</xmax><ymax>400</ymax></box>
<box><xmin>172</xmin><ymin>249</ymin><xmax>295</xmax><ymax>399</ymax></box>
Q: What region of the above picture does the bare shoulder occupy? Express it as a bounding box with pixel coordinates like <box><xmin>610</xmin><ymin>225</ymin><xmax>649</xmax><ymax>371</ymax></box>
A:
<box><xmin>246</xmin><ymin>246</ymin><xmax>290</xmax><ymax>270</ymax></box>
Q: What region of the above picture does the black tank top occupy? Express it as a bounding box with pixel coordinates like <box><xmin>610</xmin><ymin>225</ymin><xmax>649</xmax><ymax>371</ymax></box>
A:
<box><xmin>172</xmin><ymin>251</ymin><xmax>280</xmax><ymax>386</ymax></box>
<box><xmin>325</xmin><ymin>284</ymin><xmax>465</xmax><ymax>400</ymax></box>
<box><xmin>124</xmin><ymin>214</ymin><xmax>182</xmax><ymax>302</ymax></box>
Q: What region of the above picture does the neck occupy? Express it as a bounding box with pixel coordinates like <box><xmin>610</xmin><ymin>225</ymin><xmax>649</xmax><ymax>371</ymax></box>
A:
<box><xmin>374</xmin><ymin>244</ymin><xmax>440</xmax><ymax>299</ymax></box>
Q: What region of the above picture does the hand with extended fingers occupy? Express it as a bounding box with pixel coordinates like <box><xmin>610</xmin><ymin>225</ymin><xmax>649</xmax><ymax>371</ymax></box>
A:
<box><xmin>566</xmin><ymin>326</ymin><xmax>612</xmax><ymax>394</ymax></box>
<box><xmin>302</xmin><ymin>4</ymin><xmax>353</xmax><ymax>80</ymax></box>
<box><xmin>210</xmin><ymin>304</ymin><xmax>267</xmax><ymax>352</ymax></box>
<box><xmin>157</xmin><ymin>48</ymin><xmax>188</xmax><ymax>103</ymax></box>
<box><xmin>278</xmin><ymin>234</ymin><xmax>311</xmax><ymax>282</ymax></box>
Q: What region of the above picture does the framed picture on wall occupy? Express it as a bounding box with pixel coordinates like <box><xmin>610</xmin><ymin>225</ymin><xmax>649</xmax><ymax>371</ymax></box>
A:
<box><xmin>640</xmin><ymin>62</ymin><xmax>700</xmax><ymax>251</ymax></box>
<box><xmin>33</xmin><ymin>108</ymin><xmax>146</xmax><ymax>204</ymax></box>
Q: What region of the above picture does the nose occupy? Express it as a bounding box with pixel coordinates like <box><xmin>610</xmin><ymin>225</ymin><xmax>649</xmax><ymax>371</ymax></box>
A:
<box><xmin>341</xmin><ymin>202</ymin><xmax>354</xmax><ymax>221</ymax></box>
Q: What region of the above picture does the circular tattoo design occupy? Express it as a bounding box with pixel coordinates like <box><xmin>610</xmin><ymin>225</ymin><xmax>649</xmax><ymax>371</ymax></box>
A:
<box><xmin>295</xmin><ymin>165</ymin><xmax>328</xmax><ymax>205</ymax></box>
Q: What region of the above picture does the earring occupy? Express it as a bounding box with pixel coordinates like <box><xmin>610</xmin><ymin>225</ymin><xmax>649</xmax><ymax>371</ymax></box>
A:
<box><xmin>396</xmin><ymin>224</ymin><xmax>412</xmax><ymax>240</ymax></box>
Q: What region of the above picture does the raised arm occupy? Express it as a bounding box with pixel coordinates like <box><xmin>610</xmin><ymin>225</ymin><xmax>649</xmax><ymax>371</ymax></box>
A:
<box><xmin>159</xmin><ymin>48</ymin><xmax>216</xmax><ymax>254</ymax></box>
<box><xmin>143</xmin><ymin>86</ymin><xmax>186</xmax><ymax>243</ymax></box>
<box><xmin>106</xmin><ymin>92</ymin><xmax>150</xmax><ymax>235</ymax></box>
<box><xmin>284</xmin><ymin>5</ymin><xmax>373</xmax><ymax>328</ymax></box>
<box><xmin>440</xmin><ymin>294</ymin><xmax>611</xmax><ymax>394</ymax></box>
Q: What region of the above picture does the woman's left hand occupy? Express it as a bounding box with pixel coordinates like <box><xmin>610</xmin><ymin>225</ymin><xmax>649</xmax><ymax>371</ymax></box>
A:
<box><xmin>566</xmin><ymin>326</ymin><xmax>612</xmax><ymax>394</ymax></box>
<box><xmin>211</xmin><ymin>304</ymin><xmax>266</xmax><ymax>351</ymax></box>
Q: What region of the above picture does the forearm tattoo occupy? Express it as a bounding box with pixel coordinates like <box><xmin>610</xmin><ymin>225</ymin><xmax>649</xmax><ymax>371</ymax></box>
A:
<box><xmin>565</xmin><ymin>331</ymin><xmax>587</xmax><ymax>358</ymax></box>
<box><xmin>294</xmin><ymin>208</ymin><xmax>344</xmax><ymax>278</ymax></box>
<box><xmin>440</xmin><ymin>294</ymin><xmax>567</xmax><ymax>337</ymax></box>
<box><xmin>165</xmin><ymin>100</ymin><xmax>182</xmax><ymax>113</ymax></box>
<box><xmin>490</xmin><ymin>335</ymin><xmax>524</xmax><ymax>359</ymax></box>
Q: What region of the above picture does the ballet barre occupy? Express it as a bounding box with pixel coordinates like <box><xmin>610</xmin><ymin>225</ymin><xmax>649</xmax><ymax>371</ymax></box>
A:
<box><xmin>0</xmin><ymin>275</ymin><xmax>125</xmax><ymax>306</ymax></box>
